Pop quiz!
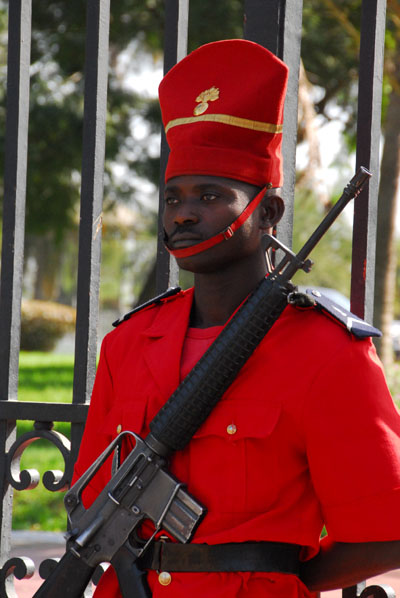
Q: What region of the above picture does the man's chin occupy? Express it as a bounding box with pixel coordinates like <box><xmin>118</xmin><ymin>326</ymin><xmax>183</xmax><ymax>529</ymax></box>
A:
<box><xmin>176</xmin><ymin>255</ymin><xmax>218</xmax><ymax>274</ymax></box>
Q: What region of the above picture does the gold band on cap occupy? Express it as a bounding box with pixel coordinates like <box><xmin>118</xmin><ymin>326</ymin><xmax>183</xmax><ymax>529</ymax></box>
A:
<box><xmin>165</xmin><ymin>113</ymin><xmax>283</xmax><ymax>135</ymax></box>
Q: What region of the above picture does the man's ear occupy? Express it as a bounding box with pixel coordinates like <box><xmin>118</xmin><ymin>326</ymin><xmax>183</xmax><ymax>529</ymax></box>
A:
<box><xmin>260</xmin><ymin>191</ymin><xmax>285</xmax><ymax>230</ymax></box>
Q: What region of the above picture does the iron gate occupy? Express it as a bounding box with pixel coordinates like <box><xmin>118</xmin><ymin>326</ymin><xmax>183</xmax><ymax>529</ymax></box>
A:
<box><xmin>0</xmin><ymin>1</ymin><xmax>390</xmax><ymax>596</ymax></box>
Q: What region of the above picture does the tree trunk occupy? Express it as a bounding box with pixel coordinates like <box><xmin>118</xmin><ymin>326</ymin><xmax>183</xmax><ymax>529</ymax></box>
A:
<box><xmin>297</xmin><ymin>61</ymin><xmax>330</xmax><ymax>207</ymax></box>
<box><xmin>26</xmin><ymin>234</ymin><xmax>64</xmax><ymax>301</ymax></box>
<box><xmin>135</xmin><ymin>258</ymin><xmax>157</xmax><ymax>306</ymax></box>
<box><xmin>373</xmin><ymin>54</ymin><xmax>400</xmax><ymax>367</ymax></box>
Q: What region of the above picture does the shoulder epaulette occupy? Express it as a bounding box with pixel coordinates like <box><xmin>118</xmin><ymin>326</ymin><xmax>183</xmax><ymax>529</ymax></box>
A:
<box><xmin>112</xmin><ymin>286</ymin><xmax>182</xmax><ymax>327</ymax></box>
<box><xmin>304</xmin><ymin>288</ymin><xmax>381</xmax><ymax>339</ymax></box>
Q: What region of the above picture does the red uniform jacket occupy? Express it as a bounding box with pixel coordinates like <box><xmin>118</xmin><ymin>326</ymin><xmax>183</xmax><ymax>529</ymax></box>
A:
<box><xmin>73</xmin><ymin>288</ymin><xmax>400</xmax><ymax>598</ymax></box>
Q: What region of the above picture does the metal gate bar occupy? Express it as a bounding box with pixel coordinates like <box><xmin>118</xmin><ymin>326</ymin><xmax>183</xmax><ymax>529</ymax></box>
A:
<box><xmin>156</xmin><ymin>0</ymin><xmax>189</xmax><ymax>293</ymax></box>
<box><xmin>69</xmin><ymin>0</ymin><xmax>111</xmax><ymax>478</ymax></box>
<box><xmin>351</xmin><ymin>0</ymin><xmax>387</xmax><ymax>322</ymax></box>
<box><xmin>244</xmin><ymin>0</ymin><xmax>304</xmax><ymax>248</ymax></box>
<box><xmin>0</xmin><ymin>0</ymin><xmax>32</xmax><ymax>563</ymax></box>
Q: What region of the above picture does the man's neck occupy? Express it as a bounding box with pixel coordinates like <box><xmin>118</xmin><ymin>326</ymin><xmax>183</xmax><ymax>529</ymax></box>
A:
<box><xmin>190</xmin><ymin>260</ymin><xmax>268</xmax><ymax>328</ymax></box>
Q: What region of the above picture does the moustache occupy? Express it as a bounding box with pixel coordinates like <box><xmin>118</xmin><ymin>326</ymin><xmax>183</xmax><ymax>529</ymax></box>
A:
<box><xmin>164</xmin><ymin>223</ymin><xmax>202</xmax><ymax>243</ymax></box>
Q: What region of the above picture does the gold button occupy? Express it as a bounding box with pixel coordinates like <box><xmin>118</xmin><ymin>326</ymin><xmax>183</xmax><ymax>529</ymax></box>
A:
<box><xmin>227</xmin><ymin>424</ymin><xmax>237</xmax><ymax>435</ymax></box>
<box><xmin>158</xmin><ymin>571</ymin><xmax>172</xmax><ymax>586</ymax></box>
<box><xmin>116</xmin><ymin>424</ymin><xmax>122</xmax><ymax>434</ymax></box>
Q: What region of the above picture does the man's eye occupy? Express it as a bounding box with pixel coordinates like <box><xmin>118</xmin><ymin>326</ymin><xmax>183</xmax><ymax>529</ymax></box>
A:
<box><xmin>165</xmin><ymin>196</ymin><xmax>178</xmax><ymax>205</ymax></box>
<box><xmin>201</xmin><ymin>193</ymin><xmax>218</xmax><ymax>202</ymax></box>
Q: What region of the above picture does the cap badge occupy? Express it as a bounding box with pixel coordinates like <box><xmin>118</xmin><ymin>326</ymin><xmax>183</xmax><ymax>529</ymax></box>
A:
<box><xmin>193</xmin><ymin>86</ymin><xmax>219</xmax><ymax>116</ymax></box>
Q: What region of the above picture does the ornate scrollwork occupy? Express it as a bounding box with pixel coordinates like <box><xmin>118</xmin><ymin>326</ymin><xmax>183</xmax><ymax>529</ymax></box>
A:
<box><xmin>360</xmin><ymin>585</ymin><xmax>396</xmax><ymax>598</ymax></box>
<box><xmin>343</xmin><ymin>582</ymin><xmax>397</xmax><ymax>598</ymax></box>
<box><xmin>38</xmin><ymin>557</ymin><xmax>60</xmax><ymax>581</ymax></box>
<box><xmin>6</xmin><ymin>421</ymin><xmax>71</xmax><ymax>492</ymax></box>
<box><xmin>0</xmin><ymin>556</ymin><xmax>103</xmax><ymax>597</ymax></box>
<box><xmin>0</xmin><ymin>556</ymin><xmax>35</xmax><ymax>598</ymax></box>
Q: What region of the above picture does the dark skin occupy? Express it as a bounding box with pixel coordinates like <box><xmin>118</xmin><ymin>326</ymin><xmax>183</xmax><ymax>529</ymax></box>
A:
<box><xmin>163</xmin><ymin>174</ymin><xmax>284</xmax><ymax>327</ymax></box>
<box><xmin>163</xmin><ymin>174</ymin><xmax>400</xmax><ymax>590</ymax></box>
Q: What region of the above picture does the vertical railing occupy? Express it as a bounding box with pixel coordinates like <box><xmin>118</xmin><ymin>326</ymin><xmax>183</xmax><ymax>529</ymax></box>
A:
<box><xmin>156</xmin><ymin>0</ymin><xmax>189</xmax><ymax>293</ymax></box>
<box><xmin>0</xmin><ymin>0</ymin><xmax>32</xmax><ymax>564</ymax></box>
<box><xmin>70</xmin><ymin>0</ymin><xmax>111</xmax><ymax>481</ymax></box>
<box><xmin>243</xmin><ymin>0</ymin><xmax>303</xmax><ymax>248</ymax></box>
<box><xmin>351</xmin><ymin>0</ymin><xmax>387</xmax><ymax>322</ymax></box>
<box><xmin>0</xmin><ymin>1</ymin><xmax>392</xmax><ymax>597</ymax></box>
<box><xmin>0</xmin><ymin>0</ymin><xmax>110</xmax><ymax>595</ymax></box>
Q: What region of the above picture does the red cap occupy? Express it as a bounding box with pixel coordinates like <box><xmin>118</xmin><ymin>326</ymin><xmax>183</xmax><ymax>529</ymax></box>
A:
<box><xmin>158</xmin><ymin>39</ymin><xmax>289</xmax><ymax>187</ymax></box>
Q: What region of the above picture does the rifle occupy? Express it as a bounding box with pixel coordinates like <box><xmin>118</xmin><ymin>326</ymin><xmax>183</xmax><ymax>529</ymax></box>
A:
<box><xmin>33</xmin><ymin>167</ymin><xmax>371</xmax><ymax>598</ymax></box>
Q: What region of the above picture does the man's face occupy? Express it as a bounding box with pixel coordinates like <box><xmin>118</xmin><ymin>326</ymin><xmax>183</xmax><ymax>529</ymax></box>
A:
<box><xmin>162</xmin><ymin>174</ymin><xmax>266</xmax><ymax>273</ymax></box>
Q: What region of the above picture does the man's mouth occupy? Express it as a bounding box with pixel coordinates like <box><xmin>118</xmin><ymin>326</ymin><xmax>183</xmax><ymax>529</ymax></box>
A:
<box><xmin>167</xmin><ymin>233</ymin><xmax>203</xmax><ymax>249</ymax></box>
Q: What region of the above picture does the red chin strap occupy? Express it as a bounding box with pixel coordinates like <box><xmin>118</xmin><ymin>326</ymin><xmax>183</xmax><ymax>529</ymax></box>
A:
<box><xmin>165</xmin><ymin>186</ymin><xmax>267</xmax><ymax>259</ymax></box>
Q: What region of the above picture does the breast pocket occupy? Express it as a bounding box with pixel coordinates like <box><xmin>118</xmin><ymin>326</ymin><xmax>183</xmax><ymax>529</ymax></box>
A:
<box><xmin>99</xmin><ymin>394</ymin><xmax>149</xmax><ymax>461</ymax></box>
<box><xmin>188</xmin><ymin>399</ymin><xmax>281</xmax><ymax>514</ymax></box>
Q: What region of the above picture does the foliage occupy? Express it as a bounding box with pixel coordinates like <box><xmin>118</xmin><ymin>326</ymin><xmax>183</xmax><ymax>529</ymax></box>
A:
<box><xmin>0</xmin><ymin>2</ymin><xmax>153</xmax><ymax>245</ymax></box>
<box><xmin>291</xmin><ymin>187</ymin><xmax>353</xmax><ymax>296</ymax></box>
<box><xmin>301</xmin><ymin>1</ymin><xmax>361</xmax><ymax>134</ymax></box>
<box><xmin>385</xmin><ymin>362</ymin><xmax>400</xmax><ymax>409</ymax></box>
<box><xmin>20</xmin><ymin>300</ymin><xmax>76</xmax><ymax>352</ymax></box>
<box><xmin>301</xmin><ymin>1</ymin><xmax>399</xmax><ymax>148</ymax></box>
<box><xmin>99</xmin><ymin>205</ymin><xmax>158</xmax><ymax>310</ymax></box>
<box><xmin>395</xmin><ymin>239</ymin><xmax>400</xmax><ymax>318</ymax></box>
<box><xmin>187</xmin><ymin>2</ymin><xmax>243</xmax><ymax>50</ymax></box>
<box><xmin>0</xmin><ymin>2</ymin><xmax>398</xmax><ymax>311</ymax></box>
<box><xmin>0</xmin><ymin>0</ymin><xmax>243</xmax><ymax>242</ymax></box>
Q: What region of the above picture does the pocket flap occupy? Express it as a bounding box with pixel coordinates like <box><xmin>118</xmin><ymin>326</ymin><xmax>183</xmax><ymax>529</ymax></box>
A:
<box><xmin>192</xmin><ymin>399</ymin><xmax>281</xmax><ymax>441</ymax></box>
<box><xmin>99</xmin><ymin>395</ymin><xmax>148</xmax><ymax>438</ymax></box>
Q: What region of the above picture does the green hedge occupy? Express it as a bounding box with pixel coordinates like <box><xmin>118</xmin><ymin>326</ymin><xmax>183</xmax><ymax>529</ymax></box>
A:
<box><xmin>21</xmin><ymin>300</ymin><xmax>76</xmax><ymax>352</ymax></box>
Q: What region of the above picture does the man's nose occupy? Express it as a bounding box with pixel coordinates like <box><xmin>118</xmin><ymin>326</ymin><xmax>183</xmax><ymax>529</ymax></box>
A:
<box><xmin>173</xmin><ymin>201</ymin><xmax>199</xmax><ymax>225</ymax></box>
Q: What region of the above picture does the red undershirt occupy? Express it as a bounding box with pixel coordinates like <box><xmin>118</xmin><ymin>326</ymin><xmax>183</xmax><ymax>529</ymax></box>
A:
<box><xmin>180</xmin><ymin>325</ymin><xmax>223</xmax><ymax>381</ymax></box>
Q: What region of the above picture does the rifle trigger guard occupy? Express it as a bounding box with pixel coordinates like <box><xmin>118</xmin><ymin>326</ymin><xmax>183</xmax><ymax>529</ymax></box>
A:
<box><xmin>64</xmin><ymin>431</ymin><xmax>139</xmax><ymax>522</ymax></box>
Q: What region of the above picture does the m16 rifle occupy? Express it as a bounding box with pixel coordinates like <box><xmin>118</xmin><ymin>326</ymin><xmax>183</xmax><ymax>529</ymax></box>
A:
<box><xmin>33</xmin><ymin>167</ymin><xmax>371</xmax><ymax>598</ymax></box>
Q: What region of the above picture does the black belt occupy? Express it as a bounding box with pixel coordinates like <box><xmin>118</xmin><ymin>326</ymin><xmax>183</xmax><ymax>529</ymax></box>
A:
<box><xmin>138</xmin><ymin>541</ymin><xmax>301</xmax><ymax>575</ymax></box>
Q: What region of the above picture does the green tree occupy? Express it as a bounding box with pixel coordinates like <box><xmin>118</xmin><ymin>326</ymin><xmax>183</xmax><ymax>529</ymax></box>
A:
<box><xmin>0</xmin><ymin>1</ymin><xmax>246</xmax><ymax>301</ymax></box>
<box><xmin>373</xmin><ymin>9</ymin><xmax>400</xmax><ymax>367</ymax></box>
<box><xmin>1</xmin><ymin>1</ymin><xmax>397</xmax><ymax>327</ymax></box>
<box><xmin>301</xmin><ymin>1</ymin><xmax>400</xmax><ymax>368</ymax></box>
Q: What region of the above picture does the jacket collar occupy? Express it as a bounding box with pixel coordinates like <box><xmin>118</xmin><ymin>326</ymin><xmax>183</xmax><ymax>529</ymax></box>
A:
<box><xmin>141</xmin><ymin>288</ymin><xmax>194</xmax><ymax>398</ymax></box>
